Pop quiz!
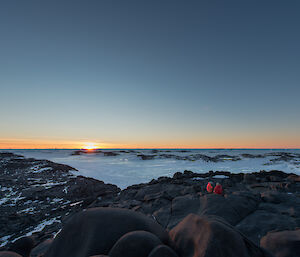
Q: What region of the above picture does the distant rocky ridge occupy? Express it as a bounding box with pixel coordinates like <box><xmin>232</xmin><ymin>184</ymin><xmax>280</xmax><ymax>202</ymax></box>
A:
<box><xmin>0</xmin><ymin>152</ymin><xmax>300</xmax><ymax>257</ymax></box>
<box><xmin>71</xmin><ymin>149</ymin><xmax>300</xmax><ymax>164</ymax></box>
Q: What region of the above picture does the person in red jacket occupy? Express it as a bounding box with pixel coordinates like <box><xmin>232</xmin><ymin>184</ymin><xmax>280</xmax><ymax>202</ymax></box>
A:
<box><xmin>206</xmin><ymin>181</ymin><xmax>214</xmax><ymax>193</ymax></box>
<box><xmin>213</xmin><ymin>182</ymin><xmax>223</xmax><ymax>195</ymax></box>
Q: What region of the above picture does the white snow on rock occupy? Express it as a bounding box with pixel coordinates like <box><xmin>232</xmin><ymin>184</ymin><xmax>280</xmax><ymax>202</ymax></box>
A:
<box><xmin>17</xmin><ymin>207</ymin><xmax>35</xmax><ymax>214</ymax></box>
<box><xmin>30</xmin><ymin>165</ymin><xmax>53</xmax><ymax>173</ymax></box>
<box><xmin>51</xmin><ymin>198</ymin><xmax>64</xmax><ymax>203</ymax></box>
<box><xmin>63</xmin><ymin>186</ymin><xmax>69</xmax><ymax>194</ymax></box>
<box><xmin>25</xmin><ymin>217</ymin><xmax>61</xmax><ymax>237</ymax></box>
<box><xmin>0</xmin><ymin>186</ymin><xmax>12</xmax><ymax>192</ymax></box>
<box><xmin>0</xmin><ymin>197</ymin><xmax>10</xmax><ymax>205</ymax></box>
<box><xmin>0</xmin><ymin>235</ymin><xmax>12</xmax><ymax>247</ymax></box>
<box><xmin>31</xmin><ymin>181</ymin><xmax>67</xmax><ymax>189</ymax></box>
<box><xmin>0</xmin><ymin>191</ymin><xmax>25</xmax><ymax>206</ymax></box>
<box><xmin>70</xmin><ymin>200</ymin><xmax>83</xmax><ymax>207</ymax></box>
<box><xmin>191</xmin><ymin>177</ymin><xmax>206</xmax><ymax>180</ymax></box>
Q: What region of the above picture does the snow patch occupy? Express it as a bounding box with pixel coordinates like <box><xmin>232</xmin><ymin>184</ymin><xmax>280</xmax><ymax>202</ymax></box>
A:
<box><xmin>0</xmin><ymin>192</ymin><xmax>25</xmax><ymax>205</ymax></box>
<box><xmin>31</xmin><ymin>165</ymin><xmax>53</xmax><ymax>173</ymax></box>
<box><xmin>191</xmin><ymin>177</ymin><xmax>206</xmax><ymax>180</ymax></box>
<box><xmin>17</xmin><ymin>207</ymin><xmax>35</xmax><ymax>214</ymax></box>
<box><xmin>0</xmin><ymin>186</ymin><xmax>12</xmax><ymax>192</ymax></box>
<box><xmin>25</xmin><ymin>217</ymin><xmax>61</xmax><ymax>237</ymax></box>
<box><xmin>32</xmin><ymin>181</ymin><xmax>67</xmax><ymax>189</ymax></box>
<box><xmin>0</xmin><ymin>235</ymin><xmax>12</xmax><ymax>247</ymax></box>
<box><xmin>63</xmin><ymin>186</ymin><xmax>69</xmax><ymax>194</ymax></box>
<box><xmin>0</xmin><ymin>197</ymin><xmax>9</xmax><ymax>205</ymax></box>
<box><xmin>212</xmin><ymin>175</ymin><xmax>229</xmax><ymax>179</ymax></box>
<box><xmin>51</xmin><ymin>198</ymin><xmax>64</xmax><ymax>203</ymax></box>
<box><xmin>70</xmin><ymin>200</ymin><xmax>83</xmax><ymax>207</ymax></box>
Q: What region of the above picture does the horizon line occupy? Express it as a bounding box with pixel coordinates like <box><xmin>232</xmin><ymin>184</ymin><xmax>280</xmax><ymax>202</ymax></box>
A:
<box><xmin>1</xmin><ymin>148</ymin><xmax>300</xmax><ymax>150</ymax></box>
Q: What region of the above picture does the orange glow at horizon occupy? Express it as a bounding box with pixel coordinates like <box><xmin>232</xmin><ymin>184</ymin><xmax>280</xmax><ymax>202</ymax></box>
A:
<box><xmin>0</xmin><ymin>137</ymin><xmax>299</xmax><ymax>149</ymax></box>
<box><xmin>0</xmin><ymin>138</ymin><xmax>109</xmax><ymax>149</ymax></box>
<box><xmin>81</xmin><ymin>142</ymin><xmax>99</xmax><ymax>150</ymax></box>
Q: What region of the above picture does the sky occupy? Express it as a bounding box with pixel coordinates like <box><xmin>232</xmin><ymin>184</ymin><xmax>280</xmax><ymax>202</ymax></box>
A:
<box><xmin>0</xmin><ymin>0</ymin><xmax>300</xmax><ymax>149</ymax></box>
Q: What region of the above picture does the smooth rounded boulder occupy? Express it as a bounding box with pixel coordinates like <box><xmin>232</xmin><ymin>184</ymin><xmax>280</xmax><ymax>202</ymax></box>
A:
<box><xmin>260</xmin><ymin>229</ymin><xmax>300</xmax><ymax>257</ymax></box>
<box><xmin>8</xmin><ymin>237</ymin><xmax>35</xmax><ymax>257</ymax></box>
<box><xmin>169</xmin><ymin>214</ymin><xmax>271</xmax><ymax>257</ymax></box>
<box><xmin>30</xmin><ymin>238</ymin><xmax>53</xmax><ymax>257</ymax></box>
<box><xmin>0</xmin><ymin>252</ymin><xmax>22</xmax><ymax>257</ymax></box>
<box><xmin>109</xmin><ymin>230</ymin><xmax>161</xmax><ymax>257</ymax></box>
<box><xmin>44</xmin><ymin>207</ymin><xmax>170</xmax><ymax>257</ymax></box>
<box><xmin>148</xmin><ymin>245</ymin><xmax>179</xmax><ymax>257</ymax></box>
<box><xmin>89</xmin><ymin>254</ymin><xmax>109</xmax><ymax>257</ymax></box>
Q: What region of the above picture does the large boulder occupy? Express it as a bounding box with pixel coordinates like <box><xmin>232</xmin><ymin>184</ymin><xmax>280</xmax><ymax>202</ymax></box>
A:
<box><xmin>108</xmin><ymin>231</ymin><xmax>161</xmax><ymax>257</ymax></box>
<box><xmin>167</xmin><ymin>192</ymin><xmax>260</xmax><ymax>229</ymax></box>
<box><xmin>199</xmin><ymin>192</ymin><xmax>259</xmax><ymax>225</ymax></box>
<box><xmin>8</xmin><ymin>237</ymin><xmax>34</xmax><ymax>257</ymax></box>
<box><xmin>243</xmin><ymin>174</ymin><xmax>257</xmax><ymax>184</ymax></box>
<box><xmin>167</xmin><ymin>194</ymin><xmax>200</xmax><ymax>228</ymax></box>
<box><xmin>169</xmin><ymin>214</ymin><xmax>271</xmax><ymax>257</ymax></box>
<box><xmin>30</xmin><ymin>238</ymin><xmax>53</xmax><ymax>257</ymax></box>
<box><xmin>44</xmin><ymin>208</ymin><xmax>170</xmax><ymax>257</ymax></box>
<box><xmin>235</xmin><ymin>210</ymin><xmax>297</xmax><ymax>245</ymax></box>
<box><xmin>0</xmin><ymin>252</ymin><xmax>22</xmax><ymax>257</ymax></box>
<box><xmin>148</xmin><ymin>245</ymin><xmax>179</xmax><ymax>257</ymax></box>
<box><xmin>260</xmin><ymin>229</ymin><xmax>300</xmax><ymax>257</ymax></box>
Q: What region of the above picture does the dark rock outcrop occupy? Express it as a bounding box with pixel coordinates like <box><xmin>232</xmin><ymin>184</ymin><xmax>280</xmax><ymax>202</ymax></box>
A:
<box><xmin>30</xmin><ymin>238</ymin><xmax>53</xmax><ymax>257</ymax></box>
<box><xmin>169</xmin><ymin>214</ymin><xmax>270</xmax><ymax>257</ymax></box>
<box><xmin>0</xmin><ymin>252</ymin><xmax>22</xmax><ymax>257</ymax></box>
<box><xmin>148</xmin><ymin>245</ymin><xmax>179</xmax><ymax>257</ymax></box>
<box><xmin>108</xmin><ymin>231</ymin><xmax>161</xmax><ymax>257</ymax></box>
<box><xmin>0</xmin><ymin>153</ymin><xmax>120</xmax><ymax>248</ymax></box>
<box><xmin>44</xmin><ymin>208</ymin><xmax>170</xmax><ymax>257</ymax></box>
<box><xmin>235</xmin><ymin>210</ymin><xmax>297</xmax><ymax>245</ymax></box>
<box><xmin>260</xmin><ymin>229</ymin><xmax>300</xmax><ymax>257</ymax></box>
<box><xmin>8</xmin><ymin>237</ymin><xmax>34</xmax><ymax>257</ymax></box>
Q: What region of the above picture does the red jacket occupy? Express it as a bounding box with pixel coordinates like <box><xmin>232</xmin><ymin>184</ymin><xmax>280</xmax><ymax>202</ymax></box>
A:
<box><xmin>206</xmin><ymin>182</ymin><xmax>213</xmax><ymax>193</ymax></box>
<box><xmin>213</xmin><ymin>184</ymin><xmax>223</xmax><ymax>195</ymax></box>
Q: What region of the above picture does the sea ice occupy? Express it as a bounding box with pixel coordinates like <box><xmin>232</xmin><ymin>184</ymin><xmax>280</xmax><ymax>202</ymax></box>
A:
<box><xmin>212</xmin><ymin>175</ymin><xmax>229</xmax><ymax>179</ymax></box>
<box><xmin>4</xmin><ymin>149</ymin><xmax>300</xmax><ymax>189</ymax></box>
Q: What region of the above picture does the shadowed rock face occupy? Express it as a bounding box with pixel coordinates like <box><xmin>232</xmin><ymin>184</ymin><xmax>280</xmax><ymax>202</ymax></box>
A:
<box><xmin>30</xmin><ymin>238</ymin><xmax>53</xmax><ymax>257</ymax></box>
<box><xmin>148</xmin><ymin>245</ymin><xmax>179</xmax><ymax>257</ymax></box>
<box><xmin>169</xmin><ymin>214</ymin><xmax>271</xmax><ymax>257</ymax></box>
<box><xmin>89</xmin><ymin>255</ymin><xmax>108</xmax><ymax>257</ymax></box>
<box><xmin>166</xmin><ymin>191</ymin><xmax>260</xmax><ymax>229</ymax></box>
<box><xmin>235</xmin><ymin>190</ymin><xmax>300</xmax><ymax>244</ymax></box>
<box><xmin>108</xmin><ymin>231</ymin><xmax>162</xmax><ymax>257</ymax></box>
<box><xmin>260</xmin><ymin>229</ymin><xmax>300</xmax><ymax>257</ymax></box>
<box><xmin>44</xmin><ymin>207</ymin><xmax>170</xmax><ymax>257</ymax></box>
<box><xmin>0</xmin><ymin>252</ymin><xmax>23</xmax><ymax>257</ymax></box>
<box><xmin>8</xmin><ymin>237</ymin><xmax>34</xmax><ymax>257</ymax></box>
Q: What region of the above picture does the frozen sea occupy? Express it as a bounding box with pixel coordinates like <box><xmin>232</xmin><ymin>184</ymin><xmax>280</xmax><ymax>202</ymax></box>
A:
<box><xmin>2</xmin><ymin>149</ymin><xmax>300</xmax><ymax>189</ymax></box>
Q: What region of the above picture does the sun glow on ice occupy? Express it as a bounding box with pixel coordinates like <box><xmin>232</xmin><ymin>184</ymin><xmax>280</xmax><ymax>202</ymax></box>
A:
<box><xmin>81</xmin><ymin>142</ymin><xmax>99</xmax><ymax>150</ymax></box>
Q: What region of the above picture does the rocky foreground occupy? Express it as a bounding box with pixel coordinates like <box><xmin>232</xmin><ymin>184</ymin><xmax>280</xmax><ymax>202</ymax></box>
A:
<box><xmin>0</xmin><ymin>152</ymin><xmax>300</xmax><ymax>257</ymax></box>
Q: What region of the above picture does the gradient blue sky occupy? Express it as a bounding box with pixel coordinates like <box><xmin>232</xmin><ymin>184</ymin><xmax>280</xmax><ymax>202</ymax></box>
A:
<box><xmin>0</xmin><ymin>0</ymin><xmax>299</xmax><ymax>148</ymax></box>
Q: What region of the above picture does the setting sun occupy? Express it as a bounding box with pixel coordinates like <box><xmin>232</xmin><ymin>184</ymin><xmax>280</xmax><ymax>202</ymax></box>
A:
<box><xmin>82</xmin><ymin>142</ymin><xmax>99</xmax><ymax>150</ymax></box>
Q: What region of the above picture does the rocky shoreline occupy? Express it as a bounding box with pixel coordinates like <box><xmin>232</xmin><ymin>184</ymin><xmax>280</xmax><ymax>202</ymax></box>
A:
<box><xmin>0</xmin><ymin>152</ymin><xmax>120</xmax><ymax>247</ymax></box>
<box><xmin>0</xmin><ymin>152</ymin><xmax>299</xmax><ymax>257</ymax></box>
